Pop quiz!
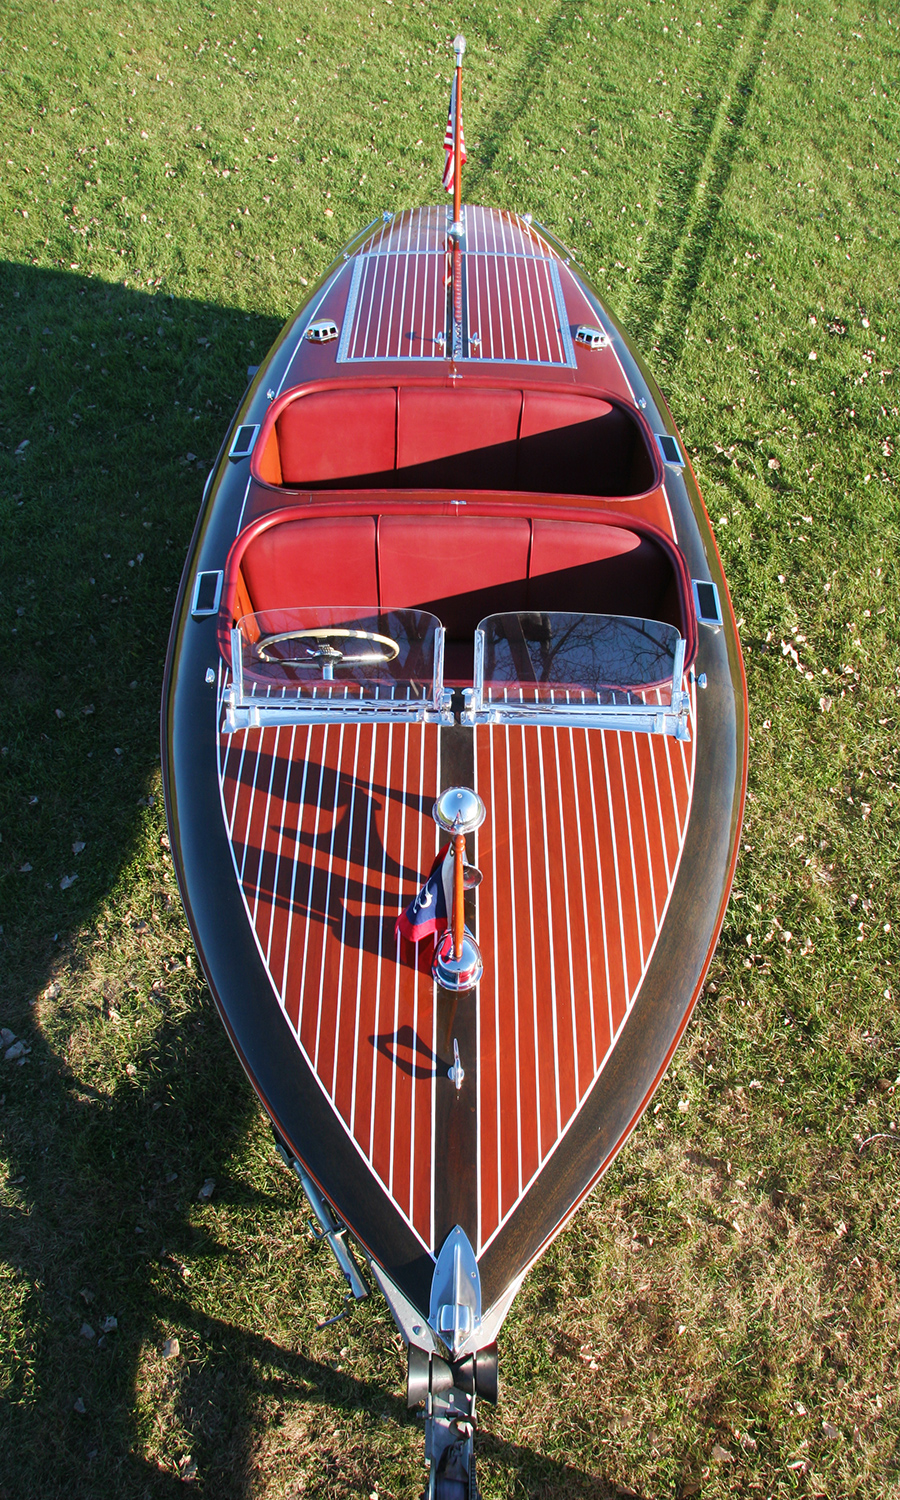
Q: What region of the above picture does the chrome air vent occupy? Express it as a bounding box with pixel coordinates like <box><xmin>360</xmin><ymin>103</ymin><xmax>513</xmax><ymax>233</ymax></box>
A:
<box><xmin>692</xmin><ymin>578</ymin><xmax>723</xmax><ymax>630</ymax></box>
<box><xmin>191</xmin><ymin>570</ymin><xmax>223</xmax><ymax>619</ymax></box>
<box><xmin>229</xmin><ymin>424</ymin><xmax>259</xmax><ymax>460</ymax></box>
<box><xmin>307</xmin><ymin>319</ymin><xmax>339</xmax><ymax>343</ymax></box>
<box><xmin>657</xmin><ymin>433</ymin><xmax>684</xmax><ymax>467</ymax></box>
<box><xmin>574</xmin><ymin>324</ymin><xmax>609</xmax><ymax>350</ymax></box>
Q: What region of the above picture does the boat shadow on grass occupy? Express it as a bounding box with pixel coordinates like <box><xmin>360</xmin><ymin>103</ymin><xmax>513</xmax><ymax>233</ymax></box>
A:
<box><xmin>0</xmin><ymin>260</ymin><xmax>633</xmax><ymax>1498</ymax></box>
<box><xmin>0</xmin><ymin>1000</ymin><xmax>633</xmax><ymax>1498</ymax></box>
<box><xmin>0</xmin><ymin>258</ymin><xmax>282</xmax><ymax>1494</ymax></box>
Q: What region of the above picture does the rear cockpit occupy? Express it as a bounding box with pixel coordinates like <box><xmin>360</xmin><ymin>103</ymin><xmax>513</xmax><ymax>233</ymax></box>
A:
<box><xmin>251</xmin><ymin>383</ymin><xmax>659</xmax><ymax>499</ymax></box>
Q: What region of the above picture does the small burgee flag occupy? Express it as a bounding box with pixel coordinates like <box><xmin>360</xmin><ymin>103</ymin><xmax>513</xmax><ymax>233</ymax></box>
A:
<box><xmin>396</xmin><ymin>846</ymin><xmax>454</xmax><ymax>942</ymax></box>
<box><xmin>442</xmin><ymin>77</ymin><xmax>466</xmax><ymax>193</ymax></box>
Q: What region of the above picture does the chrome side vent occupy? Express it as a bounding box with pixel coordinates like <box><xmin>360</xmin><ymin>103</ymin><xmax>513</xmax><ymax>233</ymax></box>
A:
<box><xmin>229</xmin><ymin>424</ymin><xmax>259</xmax><ymax>460</ymax></box>
<box><xmin>191</xmin><ymin>570</ymin><xmax>223</xmax><ymax>619</ymax></box>
<box><xmin>657</xmin><ymin>433</ymin><xmax>684</xmax><ymax>467</ymax></box>
<box><xmin>574</xmin><ymin>324</ymin><xmax>609</xmax><ymax>351</ymax></box>
<box><xmin>692</xmin><ymin>578</ymin><xmax>723</xmax><ymax>630</ymax></box>
<box><xmin>307</xmin><ymin>318</ymin><xmax>339</xmax><ymax>343</ymax></box>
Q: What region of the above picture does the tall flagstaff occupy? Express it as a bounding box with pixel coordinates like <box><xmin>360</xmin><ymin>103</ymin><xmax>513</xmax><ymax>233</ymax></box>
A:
<box><xmin>452</xmin><ymin>33</ymin><xmax>465</xmax><ymax>230</ymax></box>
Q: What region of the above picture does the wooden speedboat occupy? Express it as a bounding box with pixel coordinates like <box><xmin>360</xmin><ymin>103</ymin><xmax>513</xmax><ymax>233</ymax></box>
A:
<box><xmin>162</xmin><ymin>38</ymin><xmax>747</xmax><ymax>1496</ymax></box>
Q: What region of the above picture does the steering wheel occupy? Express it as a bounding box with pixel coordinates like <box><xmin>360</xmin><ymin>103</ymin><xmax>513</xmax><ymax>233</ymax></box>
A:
<box><xmin>254</xmin><ymin>627</ymin><xmax>400</xmax><ymax>667</ymax></box>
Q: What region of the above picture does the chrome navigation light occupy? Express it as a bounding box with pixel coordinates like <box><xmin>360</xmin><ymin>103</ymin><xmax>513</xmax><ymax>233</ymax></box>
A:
<box><xmin>433</xmin><ymin>928</ymin><xmax>484</xmax><ymax>993</ymax></box>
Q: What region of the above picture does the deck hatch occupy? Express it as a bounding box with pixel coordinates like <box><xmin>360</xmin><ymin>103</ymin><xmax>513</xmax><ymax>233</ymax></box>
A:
<box><xmin>337</xmin><ymin>206</ymin><xmax>576</xmax><ymax>367</ymax></box>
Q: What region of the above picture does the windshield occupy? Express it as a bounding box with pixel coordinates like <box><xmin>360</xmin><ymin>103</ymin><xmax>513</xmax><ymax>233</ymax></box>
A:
<box><xmin>233</xmin><ymin>606</ymin><xmax>441</xmax><ymax>702</ymax></box>
<box><xmin>477</xmin><ymin>611</ymin><xmax>682</xmax><ymax>708</ymax></box>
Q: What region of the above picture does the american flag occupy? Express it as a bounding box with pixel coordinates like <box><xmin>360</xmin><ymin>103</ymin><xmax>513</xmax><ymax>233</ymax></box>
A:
<box><xmin>442</xmin><ymin>76</ymin><xmax>466</xmax><ymax>193</ymax></box>
<box><xmin>395</xmin><ymin>845</ymin><xmax>454</xmax><ymax>943</ymax></box>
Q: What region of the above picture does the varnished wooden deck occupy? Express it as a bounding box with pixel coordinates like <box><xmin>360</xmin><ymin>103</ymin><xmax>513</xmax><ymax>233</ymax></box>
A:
<box><xmin>217</xmin><ymin>699</ymin><xmax>695</xmax><ymax>1255</ymax></box>
<box><xmin>338</xmin><ymin>204</ymin><xmax>575</xmax><ymax>367</ymax></box>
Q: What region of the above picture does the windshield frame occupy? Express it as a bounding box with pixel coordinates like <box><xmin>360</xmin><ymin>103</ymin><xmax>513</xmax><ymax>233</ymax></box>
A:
<box><xmin>462</xmin><ymin>610</ymin><xmax>690</xmax><ymax>738</ymax></box>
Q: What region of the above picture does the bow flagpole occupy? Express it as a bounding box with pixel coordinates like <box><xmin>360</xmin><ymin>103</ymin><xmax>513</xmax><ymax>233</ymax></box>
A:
<box><xmin>444</xmin><ymin>33</ymin><xmax>467</xmax><ymax>358</ymax></box>
<box><xmin>451</xmin><ymin>33</ymin><xmax>465</xmax><ymax>232</ymax></box>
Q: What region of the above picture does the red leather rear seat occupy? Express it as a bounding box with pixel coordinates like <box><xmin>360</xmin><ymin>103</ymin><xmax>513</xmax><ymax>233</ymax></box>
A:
<box><xmin>378</xmin><ymin>515</ymin><xmax>531</xmax><ymax>637</ymax></box>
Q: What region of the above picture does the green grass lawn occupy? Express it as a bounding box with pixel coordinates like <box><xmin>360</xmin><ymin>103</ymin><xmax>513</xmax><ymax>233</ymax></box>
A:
<box><xmin>1</xmin><ymin>0</ymin><xmax>898</xmax><ymax>1495</ymax></box>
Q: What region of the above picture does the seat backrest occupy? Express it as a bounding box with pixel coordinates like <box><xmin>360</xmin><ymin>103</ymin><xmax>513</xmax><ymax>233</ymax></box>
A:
<box><xmin>239</xmin><ymin>516</ymin><xmax>379</xmax><ymax>612</ymax></box>
<box><xmin>395</xmin><ymin>388</ymin><xmax>522</xmax><ymax>489</ymax></box>
<box><xmin>529</xmin><ymin>518</ymin><xmax>676</xmax><ymax>622</ymax></box>
<box><xmin>258</xmin><ymin>385</ymin><xmax>657</xmax><ymax>498</ymax></box>
<box><xmin>277</xmin><ymin>388</ymin><xmax>397</xmax><ymax>488</ymax></box>
<box><xmin>519</xmin><ymin>392</ymin><xmax>655</xmax><ymax>496</ymax></box>
<box><xmin>378</xmin><ymin>514</ymin><xmax>531</xmax><ymax>637</ymax></box>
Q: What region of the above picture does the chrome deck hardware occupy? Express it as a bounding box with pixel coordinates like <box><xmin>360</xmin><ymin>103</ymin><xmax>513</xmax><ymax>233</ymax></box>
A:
<box><xmin>307</xmin><ymin>318</ymin><xmax>339</xmax><ymax>343</ymax></box>
<box><xmin>433</xmin><ymin>929</ymin><xmax>483</xmax><ymax>992</ymax></box>
<box><xmin>448</xmin><ymin>1038</ymin><xmax>465</xmax><ymax>1090</ymax></box>
<box><xmin>692</xmin><ymin>577</ymin><xmax>723</xmax><ymax>630</ymax></box>
<box><xmin>432</xmin><ymin>788</ymin><xmax>485</xmax><ymax>993</ymax></box>
<box><xmin>575</xmin><ymin>324</ymin><xmax>609</xmax><ymax>350</ymax></box>
<box><xmin>429</xmin><ymin>1225</ymin><xmax>481</xmax><ymax>1358</ymax></box>
<box><xmin>228</xmin><ymin>424</ymin><xmax>259</xmax><ymax>461</ymax></box>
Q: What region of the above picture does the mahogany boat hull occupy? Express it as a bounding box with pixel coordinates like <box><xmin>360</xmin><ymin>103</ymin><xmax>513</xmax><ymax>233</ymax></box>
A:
<box><xmin>162</xmin><ymin>205</ymin><xmax>747</xmax><ymax>1337</ymax></box>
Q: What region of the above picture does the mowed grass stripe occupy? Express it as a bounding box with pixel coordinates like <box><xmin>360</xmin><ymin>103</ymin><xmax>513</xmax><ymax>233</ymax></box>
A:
<box><xmin>626</xmin><ymin>0</ymin><xmax>781</xmax><ymax>353</ymax></box>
